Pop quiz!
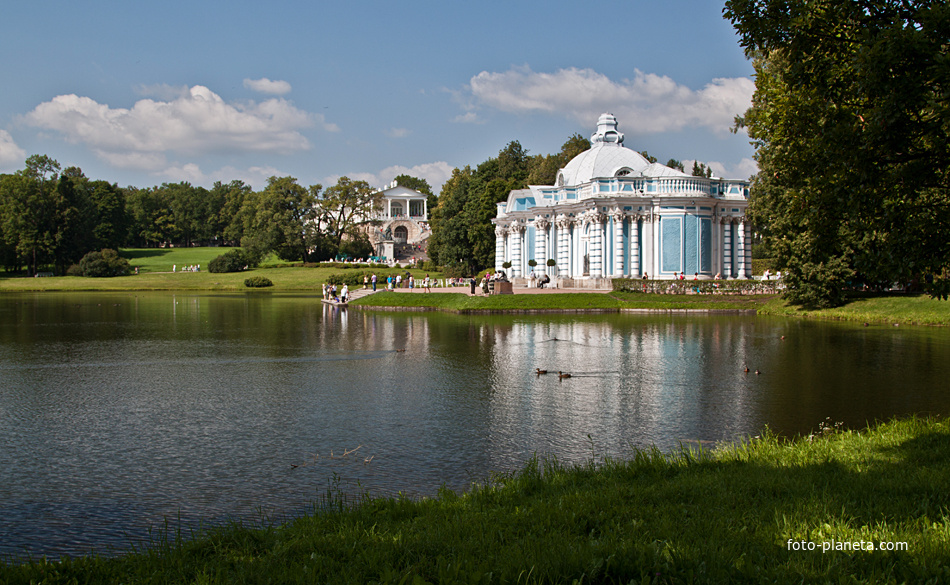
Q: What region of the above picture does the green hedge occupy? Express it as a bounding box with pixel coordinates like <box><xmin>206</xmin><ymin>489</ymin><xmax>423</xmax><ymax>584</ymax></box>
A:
<box><xmin>244</xmin><ymin>276</ymin><xmax>273</xmax><ymax>288</ymax></box>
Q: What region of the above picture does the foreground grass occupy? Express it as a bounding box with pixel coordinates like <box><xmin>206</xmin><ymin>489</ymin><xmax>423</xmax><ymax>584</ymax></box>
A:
<box><xmin>2</xmin><ymin>416</ymin><xmax>947</xmax><ymax>584</ymax></box>
<box><xmin>760</xmin><ymin>293</ymin><xmax>950</xmax><ymax>326</ymax></box>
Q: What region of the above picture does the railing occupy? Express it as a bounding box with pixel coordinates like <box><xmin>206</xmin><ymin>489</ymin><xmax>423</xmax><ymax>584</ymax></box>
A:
<box><xmin>613</xmin><ymin>278</ymin><xmax>783</xmax><ymax>296</ymax></box>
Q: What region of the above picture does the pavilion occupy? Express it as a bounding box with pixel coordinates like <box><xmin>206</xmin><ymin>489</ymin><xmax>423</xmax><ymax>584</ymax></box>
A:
<box><xmin>492</xmin><ymin>113</ymin><xmax>751</xmax><ymax>287</ymax></box>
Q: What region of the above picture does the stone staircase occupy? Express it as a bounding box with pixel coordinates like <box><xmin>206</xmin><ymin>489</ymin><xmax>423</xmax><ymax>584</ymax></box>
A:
<box><xmin>345</xmin><ymin>287</ymin><xmax>379</xmax><ymax>302</ymax></box>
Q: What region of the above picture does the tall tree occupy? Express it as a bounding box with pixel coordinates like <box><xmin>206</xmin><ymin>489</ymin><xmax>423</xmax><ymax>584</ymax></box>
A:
<box><xmin>427</xmin><ymin>166</ymin><xmax>476</xmax><ymax>271</ymax></box>
<box><xmin>0</xmin><ymin>155</ymin><xmax>64</xmax><ymax>275</ymax></box>
<box><xmin>725</xmin><ymin>0</ymin><xmax>950</xmax><ymax>305</ymax></box>
<box><xmin>317</xmin><ymin>176</ymin><xmax>381</xmax><ymax>250</ymax></box>
<box><xmin>126</xmin><ymin>186</ymin><xmax>175</xmax><ymax>247</ymax></box>
<box><xmin>241</xmin><ymin>176</ymin><xmax>320</xmax><ymax>262</ymax></box>
<box><xmin>213</xmin><ymin>180</ymin><xmax>253</xmax><ymax>246</ymax></box>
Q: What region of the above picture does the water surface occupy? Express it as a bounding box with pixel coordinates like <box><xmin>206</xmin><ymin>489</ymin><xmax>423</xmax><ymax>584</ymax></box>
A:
<box><xmin>1</xmin><ymin>292</ymin><xmax>948</xmax><ymax>558</ymax></box>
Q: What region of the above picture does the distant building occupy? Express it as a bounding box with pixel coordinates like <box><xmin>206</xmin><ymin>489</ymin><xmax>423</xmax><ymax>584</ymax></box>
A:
<box><xmin>364</xmin><ymin>183</ymin><xmax>431</xmax><ymax>261</ymax></box>
<box><xmin>492</xmin><ymin>113</ymin><xmax>751</xmax><ymax>286</ymax></box>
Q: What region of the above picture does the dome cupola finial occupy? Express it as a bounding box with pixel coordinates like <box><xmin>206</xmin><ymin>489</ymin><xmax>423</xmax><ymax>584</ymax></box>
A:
<box><xmin>590</xmin><ymin>112</ymin><xmax>623</xmax><ymax>147</ymax></box>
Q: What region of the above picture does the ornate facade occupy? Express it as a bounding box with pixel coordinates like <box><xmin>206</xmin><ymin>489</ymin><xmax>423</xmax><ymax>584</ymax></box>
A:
<box><xmin>492</xmin><ymin>113</ymin><xmax>751</xmax><ymax>285</ymax></box>
<box><xmin>364</xmin><ymin>183</ymin><xmax>431</xmax><ymax>259</ymax></box>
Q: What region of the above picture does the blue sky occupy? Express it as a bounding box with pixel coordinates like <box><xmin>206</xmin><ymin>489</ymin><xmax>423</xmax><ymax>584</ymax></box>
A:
<box><xmin>0</xmin><ymin>0</ymin><xmax>757</xmax><ymax>193</ymax></box>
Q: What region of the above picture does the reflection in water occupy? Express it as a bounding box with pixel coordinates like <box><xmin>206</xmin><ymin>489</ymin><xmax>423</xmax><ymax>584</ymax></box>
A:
<box><xmin>1</xmin><ymin>292</ymin><xmax>948</xmax><ymax>559</ymax></box>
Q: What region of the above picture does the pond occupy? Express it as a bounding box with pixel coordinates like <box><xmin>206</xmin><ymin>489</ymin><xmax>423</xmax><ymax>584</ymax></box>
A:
<box><xmin>1</xmin><ymin>292</ymin><xmax>948</xmax><ymax>559</ymax></box>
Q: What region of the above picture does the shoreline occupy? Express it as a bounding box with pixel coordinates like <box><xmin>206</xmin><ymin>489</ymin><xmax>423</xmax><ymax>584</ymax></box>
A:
<box><xmin>3</xmin><ymin>276</ymin><xmax>947</xmax><ymax>325</ymax></box>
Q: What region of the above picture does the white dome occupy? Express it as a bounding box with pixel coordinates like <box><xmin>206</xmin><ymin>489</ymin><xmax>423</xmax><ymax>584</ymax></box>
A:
<box><xmin>556</xmin><ymin>113</ymin><xmax>686</xmax><ymax>187</ymax></box>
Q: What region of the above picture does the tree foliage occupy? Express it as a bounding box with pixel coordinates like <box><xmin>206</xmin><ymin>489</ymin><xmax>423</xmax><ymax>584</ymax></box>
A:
<box><xmin>318</xmin><ymin>176</ymin><xmax>381</xmax><ymax>252</ymax></box>
<box><xmin>241</xmin><ymin>176</ymin><xmax>320</xmax><ymax>263</ymax></box>
<box><xmin>725</xmin><ymin>0</ymin><xmax>950</xmax><ymax>306</ymax></box>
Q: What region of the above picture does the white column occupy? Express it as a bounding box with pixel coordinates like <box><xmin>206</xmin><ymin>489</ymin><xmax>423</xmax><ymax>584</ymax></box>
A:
<box><xmin>629</xmin><ymin>214</ymin><xmax>641</xmax><ymax>277</ymax></box>
<box><xmin>495</xmin><ymin>225</ymin><xmax>506</xmax><ymax>272</ymax></box>
<box><xmin>612</xmin><ymin>210</ymin><xmax>625</xmax><ymax>277</ymax></box>
<box><xmin>736</xmin><ymin>219</ymin><xmax>747</xmax><ymax>278</ymax></box>
<box><xmin>590</xmin><ymin>213</ymin><xmax>604</xmax><ymax>278</ymax></box>
<box><xmin>510</xmin><ymin>224</ymin><xmax>523</xmax><ymax>278</ymax></box>
<box><xmin>535</xmin><ymin>218</ymin><xmax>549</xmax><ymax>278</ymax></box>
<box><xmin>742</xmin><ymin>219</ymin><xmax>752</xmax><ymax>278</ymax></box>
<box><xmin>557</xmin><ymin>217</ymin><xmax>570</xmax><ymax>277</ymax></box>
<box><xmin>723</xmin><ymin>220</ymin><xmax>733</xmax><ymax>278</ymax></box>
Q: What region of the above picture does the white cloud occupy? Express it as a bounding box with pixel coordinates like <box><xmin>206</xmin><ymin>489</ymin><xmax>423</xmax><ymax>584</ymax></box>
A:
<box><xmin>452</xmin><ymin>112</ymin><xmax>481</xmax><ymax>124</ymax></box>
<box><xmin>685</xmin><ymin>157</ymin><xmax>759</xmax><ymax>181</ymax></box>
<box><xmin>0</xmin><ymin>130</ymin><xmax>27</xmax><ymax>170</ymax></box>
<box><xmin>243</xmin><ymin>78</ymin><xmax>293</xmax><ymax>96</ymax></box>
<box><xmin>22</xmin><ymin>85</ymin><xmax>328</xmax><ymax>171</ymax></box>
<box><xmin>160</xmin><ymin>162</ymin><xmax>284</xmax><ymax>189</ymax></box>
<box><xmin>326</xmin><ymin>161</ymin><xmax>454</xmax><ymax>193</ymax></box>
<box><xmin>386</xmin><ymin>127</ymin><xmax>410</xmax><ymax>138</ymax></box>
<box><xmin>710</xmin><ymin>157</ymin><xmax>759</xmax><ymax>181</ymax></box>
<box><xmin>465</xmin><ymin>66</ymin><xmax>754</xmax><ymax>135</ymax></box>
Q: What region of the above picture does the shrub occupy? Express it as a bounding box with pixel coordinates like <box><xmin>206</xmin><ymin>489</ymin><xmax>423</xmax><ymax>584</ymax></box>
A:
<box><xmin>441</xmin><ymin>264</ymin><xmax>466</xmax><ymax>279</ymax></box>
<box><xmin>66</xmin><ymin>264</ymin><xmax>83</xmax><ymax>277</ymax></box>
<box><xmin>209</xmin><ymin>249</ymin><xmax>253</xmax><ymax>273</ymax></box>
<box><xmin>325</xmin><ymin>272</ymin><xmax>368</xmax><ymax>286</ymax></box>
<box><xmin>79</xmin><ymin>249</ymin><xmax>131</xmax><ymax>277</ymax></box>
<box><xmin>244</xmin><ymin>276</ymin><xmax>273</xmax><ymax>288</ymax></box>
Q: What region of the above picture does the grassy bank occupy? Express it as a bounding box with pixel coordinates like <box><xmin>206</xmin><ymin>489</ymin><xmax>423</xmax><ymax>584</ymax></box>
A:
<box><xmin>759</xmin><ymin>293</ymin><xmax>950</xmax><ymax>326</ymax></box>
<box><xmin>2</xmin><ymin>416</ymin><xmax>947</xmax><ymax>583</ymax></box>
<box><xmin>351</xmin><ymin>291</ymin><xmax>768</xmax><ymax>313</ymax></box>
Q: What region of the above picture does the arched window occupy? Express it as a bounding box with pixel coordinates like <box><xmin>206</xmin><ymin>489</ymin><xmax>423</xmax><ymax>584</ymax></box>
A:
<box><xmin>390</xmin><ymin>202</ymin><xmax>403</xmax><ymax>217</ymax></box>
<box><xmin>616</xmin><ymin>168</ymin><xmax>633</xmax><ymax>177</ymax></box>
<box><xmin>394</xmin><ymin>226</ymin><xmax>408</xmax><ymax>243</ymax></box>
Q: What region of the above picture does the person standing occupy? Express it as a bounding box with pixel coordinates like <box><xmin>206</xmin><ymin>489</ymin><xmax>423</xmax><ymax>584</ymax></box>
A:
<box><xmin>371</xmin><ymin>273</ymin><xmax>377</xmax><ymax>291</ymax></box>
<box><xmin>424</xmin><ymin>274</ymin><xmax>431</xmax><ymax>293</ymax></box>
<box><xmin>341</xmin><ymin>283</ymin><xmax>349</xmax><ymax>303</ymax></box>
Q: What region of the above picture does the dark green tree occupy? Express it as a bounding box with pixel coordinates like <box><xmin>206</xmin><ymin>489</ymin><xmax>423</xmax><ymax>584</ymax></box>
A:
<box><xmin>725</xmin><ymin>0</ymin><xmax>950</xmax><ymax>305</ymax></box>
<box><xmin>691</xmin><ymin>161</ymin><xmax>712</xmax><ymax>178</ymax></box>
<box><xmin>0</xmin><ymin>155</ymin><xmax>64</xmax><ymax>275</ymax></box>
<box><xmin>241</xmin><ymin>176</ymin><xmax>320</xmax><ymax>262</ymax></box>
<box><xmin>427</xmin><ymin>166</ymin><xmax>476</xmax><ymax>272</ymax></box>
<box><xmin>209</xmin><ymin>180</ymin><xmax>252</xmax><ymax>246</ymax></box>
<box><xmin>317</xmin><ymin>176</ymin><xmax>381</xmax><ymax>252</ymax></box>
<box><xmin>126</xmin><ymin>186</ymin><xmax>175</xmax><ymax>247</ymax></box>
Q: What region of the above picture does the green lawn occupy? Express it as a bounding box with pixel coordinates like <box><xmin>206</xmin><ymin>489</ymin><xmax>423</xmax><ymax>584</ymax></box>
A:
<box><xmin>759</xmin><ymin>293</ymin><xmax>950</xmax><ymax>326</ymax></box>
<box><xmin>119</xmin><ymin>247</ymin><xmax>243</xmax><ymax>273</ymax></box>
<box><xmin>0</xmin><ymin>248</ymin><xmax>434</xmax><ymax>292</ymax></box>
<box><xmin>2</xmin><ymin>416</ymin><xmax>947</xmax><ymax>583</ymax></box>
